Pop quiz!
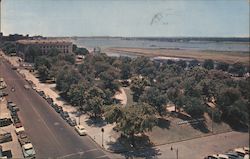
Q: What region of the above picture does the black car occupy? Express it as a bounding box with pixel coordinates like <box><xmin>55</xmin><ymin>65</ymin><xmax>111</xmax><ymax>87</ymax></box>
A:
<box><xmin>55</xmin><ymin>106</ymin><xmax>63</xmax><ymax>113</ymax></box>
<box><xmin>67</xmin><ymin>118</ymin><xmax>77</xmax><ymax>126</ymax></box>
<box><xmin>12</xmin><ymin>116</ymin><xmax>20</xmax><ymax>124</ymax></box>
<box><xmin>38</xmin><ymin>91</ymin><xmax>46</xmax><ymax>98</ymax></box>
<box><xmin>46</xmin><ymin>97</ymin><xmax>54</xmax><ymax>105</ymax></box>
<box><xmin>60</xmin><ymin>111</ymin><xmax>69</xmax><ymax>120</ymax></box>
<box><xmin>0</xmin><ymin>91</ymin><xmax>8</xmax><ymax>97</ymax></box>
<box><xmin>10</xmin><ymin>111</ymin><xmax>18</xmax><ymax>118</ymax></box>
<box><xmin>0</xmin><ymin>118</ymin><xmax>12</xmax><ymax>127</ymax></box>
<box><xmin>0</xmin><ymin>132</ymin><xmax>12</xmax><ymax>144</ymax></box>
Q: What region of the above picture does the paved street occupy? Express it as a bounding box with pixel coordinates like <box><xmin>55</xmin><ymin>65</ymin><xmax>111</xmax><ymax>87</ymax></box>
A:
<box><xmin>0</xmin><ymin>59</ymin><xmax>109</xmax><ymax>158</ymax></box>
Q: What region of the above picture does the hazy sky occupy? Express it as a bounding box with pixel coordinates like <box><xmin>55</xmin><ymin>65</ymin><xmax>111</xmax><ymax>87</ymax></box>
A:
<box><xmin>1</xmin><ymin>0</ymin><xmax>250</xmax><ymax>37</ymax></box>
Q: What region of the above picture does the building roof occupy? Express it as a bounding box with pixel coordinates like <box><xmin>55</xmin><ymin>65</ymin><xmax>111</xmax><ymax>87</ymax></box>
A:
<box><xmin>17</xmin><ymin>39</ymin><xmax>72</xmax><ymax>45</ymax></box>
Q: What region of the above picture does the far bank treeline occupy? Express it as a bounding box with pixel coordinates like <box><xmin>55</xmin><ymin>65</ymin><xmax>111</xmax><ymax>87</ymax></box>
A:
<box><xmin>1</xmin><ymin>42</ymin><xmax>249</xmax><ymax>143</ymax></box>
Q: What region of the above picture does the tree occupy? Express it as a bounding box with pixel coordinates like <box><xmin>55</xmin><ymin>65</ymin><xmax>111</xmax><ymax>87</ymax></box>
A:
<box><xmin>37</xmin><ymin>65</ymin><xmax>49</xmax><ymax>82</ymax></box>
<box><xmin>203</xmin><ymin>59</ymin><xmax>214</xmax><ymax>70</ymax></box>
<box><xmin>1</xmin><ymin>42</ymin><xmax>16</xmax><ymax>54</ymax></box>
<box><xmin>130</xmin><ymin>76</ymin><xmax>150</xmax><ymax>102</ymax></box>
<box><xmin>106</xmin><ymin>103</ymin><xmax>158</xmax><ymax>147</ymax></box>
<box><xmin>216</xmin><ymin>62</ymin><xmax>229</xmax><ymax>71</ymax></box>
<box><xmin>87</xmin><ymin>96</ymin><xmax>104</xmax><ymax>118</ymax></box>
<box><xmin>34</xmin><ymin>56</ymin><xmax>51</xmax><ymax>70</ymax></box>
<box><xmin>176</xmin><ymin>60</ymin><xmax>187</xmax><ymax>69</ymax></box>
<box><xmin>217</xmin><ymin>88</ymin><xmax>240</xmax><ymax>108</ymax></box>
<box><xmin>67</xmin><ymin>82</ymin><xmax>89</xmax><ymax>108</ymax></box>
<box><xmin>229</xmin><ymin>62</ymin><xmax>246</xmax><ymax>77</ymax></box>
<box><xmin>75</xmin><ymin>47</ymin><xmax>89</xmax><ymax>55</ymax></box>
<box><xmin>222</xmin><ymin>99</ymin><xmax>249</xmax><ymax>126</ymax></box>
<box><xmin>104</xmin><ymin>105</ymin><xmax>124</xmax><ymax>123</ymax></box>
<box><xmin>57</xmin><ymin>53</ymin><xmax>76</xmax><ymax>65</ymax></box>
<box><xmin>56</xmin><ymin>66</ymin><xmax>81</xmax><ymax>94</ymax></box>
<box><xmin>85</xmin><ymin>86</ymin><xmax>105</xmax><ymax>118</ymax></box>
<box><xmin>121</xmin><ymin>63</ymin><xmax>132</xmax><ymax>80</ymax></box>
<box><xmin>99</xmin><ymin>69</ymin><xmax>120</xmax><ymax>93</ymax></box>
<box><xmin>141</xmin><ymin>87</ymin><xmax>167</xmax><ymax>116</ymax></box>
<box><xmin>47</xmin><ymin>48</ymin><xmax>60</xmax><ymax>57</ymax></box>
<box><xmin>25</xmin><ymin>45</ymin><xmax>42</xmax><ymax>62</ymax></box>
<box><xmin>183</xmin><ymin>97</ymin><xmax>205</xmax><ymax>118</ymax></box>
<box><xmin>189</xmin><ymin>59</ymin><xmax>199</xmax><ymax>68</ymax></box>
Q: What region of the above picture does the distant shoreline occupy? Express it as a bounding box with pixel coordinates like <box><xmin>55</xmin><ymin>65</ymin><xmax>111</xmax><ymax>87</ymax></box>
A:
<box><xmin>69</xmin><ymin>36</ymin><xmax>250</xmax><ymax>43</ymax></box>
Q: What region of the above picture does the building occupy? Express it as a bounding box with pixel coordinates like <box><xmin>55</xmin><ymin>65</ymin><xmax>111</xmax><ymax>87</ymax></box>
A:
<box><xmin>16</xmin><ymin>39</ymin><xmax>73</xmax><ymax>59</ymax></box>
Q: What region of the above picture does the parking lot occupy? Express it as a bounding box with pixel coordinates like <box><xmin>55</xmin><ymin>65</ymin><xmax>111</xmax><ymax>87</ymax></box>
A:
<box><xmin>0</xmin><ymin>97</ymin><xmax>23</xmax><ymax>158</ymax></box>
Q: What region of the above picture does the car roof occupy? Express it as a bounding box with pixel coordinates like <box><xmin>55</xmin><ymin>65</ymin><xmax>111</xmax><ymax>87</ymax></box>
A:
<box><xmin>23</xmin><ymin>143</ymin><xmax>33</xmax><ymax>149</ymax></box>
<box><xmin>235</xmin><ymin>148</ymin><xmax>246</xmax><ymax>154</ymax></box>
<box><xmin>16</xmin><ymin>127</ymin><xmax>25</xmax><ymax>132</ymax></box>
<box><xmin>77</xmin><ymin>125</ymin><xmax>85</xmax><ymax>129</ymax></box>
<box><xmin>212</xmin><ymin>154</ymin><xmax>229</xmax><ymax>159</ymax></box>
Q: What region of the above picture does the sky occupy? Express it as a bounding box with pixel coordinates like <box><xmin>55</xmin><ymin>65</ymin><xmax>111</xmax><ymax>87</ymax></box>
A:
<box><xmin>1</xmin><ymin>0</ymin><xmax>250</xmax><ymax>37</ymax></box>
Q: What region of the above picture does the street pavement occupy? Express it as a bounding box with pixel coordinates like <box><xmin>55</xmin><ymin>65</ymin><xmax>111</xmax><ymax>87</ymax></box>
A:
<box><xmin>0</xmin><ymin>59</ymin><xmax>110</xmax><ymax>158</ymax></box>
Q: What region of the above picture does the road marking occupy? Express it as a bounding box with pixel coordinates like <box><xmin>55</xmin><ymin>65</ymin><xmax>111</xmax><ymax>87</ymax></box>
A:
<box><xmin>84</xmin><ymin>148</ymin><xmax>98</xmax><ymax>153</ymax></box>
<box><xmin>96</xmin><ymin>155</ymin><xmax>108</xmax><ymax>159</ymax></box>
<box><xmin>58</xmin><ymin>148</ymin><xmax>100</xmax><ymax>159</ymax></box>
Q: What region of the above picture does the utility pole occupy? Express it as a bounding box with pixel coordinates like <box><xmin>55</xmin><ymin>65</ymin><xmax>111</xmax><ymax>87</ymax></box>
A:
<box><xmin>211</xmin><ymin>109</ymin><xmax>214</xmax><ymax>134</ymax></box>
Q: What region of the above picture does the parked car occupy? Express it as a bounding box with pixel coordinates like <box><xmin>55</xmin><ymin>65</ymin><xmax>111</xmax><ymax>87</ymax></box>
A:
<box><xmin>13</xmin><ymin>116</ymin><xmax>20</xmax><ymax>124</ymax></box>
<box><xmin>205</xmin><ymin>154</ymin><xmax>229</xmax><ymax>159</ymax></box>
<box><xmin>37</xmin><ymin>90</ymin><xmax>46</xmax><ymax>98</ymax></box>
<box><xmin>8</xmin><ymin>103</ymin><xmax>19</xmax><ymax>112</ymax></box>
<box><xmin>67</xmin><ymin>118</ymin><xmax>77</xmax><ymax>126</ymax></box>
<box><xmin>0</xmin><ymin>118</ymin><xmax>12</xmax><ymax>127</ymax></box>
<box><xmin>46</xmin><ymin>97</ymin><xmax>53</xmax><ymax>105</ymax></box>
<box><xmin>0</xmin><ymin>91</ymin><xmax>8</xmax><ymax>97</ymax></box>
<box><xmin>10</xmin><ymin>111</ymin><xmax>18</xmax><ymax>118</ymax></box>
<box><xmin>14</xmin><ymin>122</ymin><xmax>23</xmax><ymax>128</ymax></box>
<box><xmin>225</xmin><ymin>152</ymin><xmax>241</xmax><ymax>159</ymax></box>
<box><xmin>11</xmin><ymin>67</ymin><xmax>17</xmax><ymax>70</ymax></box>
<box><xmin>60</xmin><ymin>111</ymin><xmax>69</xmax><ymax>120</ymax></box>
<box><xmin>18</xmin><ymin>132</ymin><xmax>31</xmax><ymax>146</ymax></box>
<box><xmin>74</xmin><ymin>125</ymin><xmax>87</xmax><ymax>136</ymax></box>
<box><xmin>22</xmin><ymin>143</ymin><xmax>36</xmax><ymax>158</ymax></box>
<box><xmin>235</xmin><ymin>148</ymin><xmax>249</xmax><ymax>158</ymax></box>
<box><xmin>15</xmin><ymin>127</ymin><xmax>25</xmax><ymax>135</ymax></box>
<box><xmin>0</xmin><ymin>132</ymin><xmax>12</xmax><ymax>144</ymax></box>
<box><xmin>24</xmin><ymin>85</ymin><xmax>31</xmax><ymax>90</ymax></box>
<box><xmin>55</xmin><ymin>106</ymin><xmax>63</xmax><ymax>113</ymax></box>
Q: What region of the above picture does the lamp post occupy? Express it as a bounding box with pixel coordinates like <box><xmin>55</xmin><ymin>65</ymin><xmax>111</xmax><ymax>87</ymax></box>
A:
<box><xmin>101</xmin><ymin>128</ymin><xmax>104</xmax><ymax>147</ymax></box>
<box><xmin>78</xmin><ymin>100</ymin><xmax>81</xmax><ymax>125</ymax></box>
<box><xmin>171</xmin><ymin>146</ymin><xmax>178</xmax><ymax>159</ymax></box>
<box><xmin>211</xmin><ymin>109</ymin><xmax>214</xmax><ymax>134</ymax></box>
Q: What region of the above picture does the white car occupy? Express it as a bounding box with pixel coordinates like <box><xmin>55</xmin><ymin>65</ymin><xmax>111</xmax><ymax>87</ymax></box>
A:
<box><xmin>15</xmin><ymin>127</ymin><xmax>25</xmax><ymax>135</ymax></box>
<box><xmin>22</xmin><ymin>143</ymin><xmax>36</xmax><ymax>158</ymax></box>
<box><xmin>74</xmin><ymin>125</ymin><xmax>87</xmax><ymax>136</ymax></box>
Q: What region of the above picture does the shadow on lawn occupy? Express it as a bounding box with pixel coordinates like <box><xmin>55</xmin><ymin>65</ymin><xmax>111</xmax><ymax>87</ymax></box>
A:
<box><xmin>107</xmin><ymin>134</ymin><xmax>161</xmax><ymax>159</ymax></box>
<box><xmin>157</xmin><ymin>118</ymin><xmax>170</xmax><ymax>129</ymax></box>
<box><xmin>85</xmin><ymin>116</ymin><xmax>107</xmax><ymax>127</ymax></box>
<box><xmin>175</xmin><ymin>112</ymin><xmax>210</xmax><ymax>133</ymax></box>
